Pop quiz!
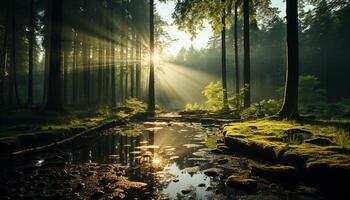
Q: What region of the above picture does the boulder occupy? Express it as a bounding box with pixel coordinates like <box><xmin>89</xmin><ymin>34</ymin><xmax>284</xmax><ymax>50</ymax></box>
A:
<box><xmin>251</xmin><ymin>164</ymin><xmax>298</xmax><ymax>183</ymax></box>
<box><xmin>305</xmin><ymin>138</ymin><xmax>334</xmax><ymax>146</ymax></box>
<box><xmin>225</xmin><ymin>175</ymin><xmax>257</xmax><ymax>191</ymax></box>
<box><xmin>202</xmin><ymin>168</ymin><xmax>223</xmax><ymax>177</ymax></box>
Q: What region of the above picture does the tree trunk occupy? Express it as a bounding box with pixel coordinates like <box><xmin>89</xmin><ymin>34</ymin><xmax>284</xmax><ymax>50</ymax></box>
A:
<box><xmin>234</xmin><ymin>0</ymin><xmax>239</xmax><ymax>95</ymax></box>
<box><xmin>72</xmin><ymin>31</ymin><xmax>78</xmax><ymax>105</ymax></box>
<box><xmin>243</xmin><ymin>0</ymin><xmax>251</xmax><ymax>108</ymax></box>
<box><xmin>136</xmin><ymin>36</ymin><xmax>141</xmax><ymax>99</ymax></box>
<box><xmin>278</xmin><ymin>0</ymin><xmax>299</xmax><ymax>119</ymax></box>
<box><xmin>221</xmin><ymin>0</ymin><xmax>228</xmax><ymax>110</ymax></box>
<box><xmin>44</xmin><ymin>0</ymin><xmax>63</xmax><ymax>111</ymax></box>
<box><xmin>63</xmin><ymin>49</ymin><xmax>68</xmax><ymax>105</ymax></box>
<box><xmin>42</xmin><ymin>0</ymin><xmax>52</xmax><ymax>104</ymax></box>
<box><xmin>148</xmin><ymin>0</ymin><xmax>155</xmax><ymax>113</ymax></box>
<box><xmin>111</xmin><ymin>45</ymin><xmax>116</xmax><ymax>106</ymax></box>
<box><xmin>98</xmin><ymin>40</ymin><xmax>103</xmax><ymax>101</ymax></box>
<box><xmin>8</xmin><ymin>0</ymin><xmax>20</xmax><ymax>106</ymax></box>
<box><xmin>28</xmin><ymin>0</ymin><xmax>34</xmax><ymax>105</ymax></box>
<box><xmin>0</xmin><ymin>0</ymin><xmax>9</xmax><ymax>105</ymax></box>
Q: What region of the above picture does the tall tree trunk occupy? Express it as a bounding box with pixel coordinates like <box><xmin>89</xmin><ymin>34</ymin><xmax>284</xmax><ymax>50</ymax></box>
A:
<box><xmin>28</xmin><ymin>0</ymin><xmax>34</xmax><ymax>105</ymax></box>
<box><xmin>8</xmin><ymin>0</ymin><xmax>20</xmax><ymax>105</ymax></box>
<box><xmin>124</xmin><ymin>37</ymin><xmax>128</xmax><ymax>99</ymax></box>
<box><xmin>98</xmin><ymin>40</ymin><xmax>103</xmax><ymax>102</ymax></box>
<box><xmin>72</xmin><ymin>31</ymin><xmax>78</xmax><ymax>105</ymax></box>
<box><xmin>221</xmin><ymin>0</ymin><xmax>228</xmax><ymax>110</ymax></box>
<box><xmin>135</xmin><ymin>36</ymin><xmax>141</xmax><ymax>99</ymax></box>
<box><xmin>63</xmin><ymin>49</ymin><xmax>68</xmax><ymax>105</ymax></box>
<box><xmin>234</xmin><ymin>0</ymin><xmax>239</xmax><ymax>95</ymax></box>
<box><xmin>278</xmin><ymin>0</ymin><xmax>299</xmax><ymax>119</ymax></box>
<box><xmin>119</xmin><ymin>44</ymin><xmax>124</xmax><ymax>102</ymax></box>
<box><xmin>130</xmin><ymin>35</ymin><xmax>135</xmax><ymax>98</ymax></box>
<box><xmin>42</xmin><ymin>0</ymin><xmax>52</xmax><ymax>104</ymax></box>
<box><xmin>45</xmin><ymin>0</ymin><xmax>63</xmax><ymax>111</ymax></box>
<box><xmin>243</xmin><ymin>0</ymin><xmax>251</xmax><ymax>108</ymax></box>
<box><xmin>148</xmin><ymin>0</ymin><xmax>155</xmax><ymax>113</ymax></box>
<box><xmin>111</xmin><ymin>45</ymin><xmax>116</xmax><ymax>106</ymax></box>
<box><xmin>0</xmin><ymin>0</ymin><xmax>9</xmax><ymax>105</ymax></box>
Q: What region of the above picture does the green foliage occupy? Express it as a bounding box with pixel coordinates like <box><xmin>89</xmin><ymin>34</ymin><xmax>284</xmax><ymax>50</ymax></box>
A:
<box><xmin>334</xmin><ymin>129</ymin><xmax>350</xmax><ymax>148</ymax></box>
<box><xmin>299</xmin><ymin>75</ymin><xmax>325</xmax><ymax>106</ymax></box>
<box><xmin>184</xmin><ymin>103</ymin><xmax>203</xmax><ymax>112</ymax></box>
<box><xmin>202</xmin><ymin>81</ymin><xmax>224</xmax><ymax>112</ymax></box>
<box><xmin>241</xmin><ymin>99</ymin><xmax>282</xmax><ymax>120</ymax></box>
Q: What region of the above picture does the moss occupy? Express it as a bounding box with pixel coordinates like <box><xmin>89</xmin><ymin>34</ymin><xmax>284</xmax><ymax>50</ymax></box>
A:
<box><xmin>224</xmin><ymin>119</ymin><xmax>350</xmax><ymax>190</ymax></box>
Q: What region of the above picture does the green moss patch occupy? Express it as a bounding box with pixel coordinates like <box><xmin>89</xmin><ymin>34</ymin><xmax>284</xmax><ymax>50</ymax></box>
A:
<box><xmin>224</xmin><ymin>119</ymin><xmax>350</xmax><ymax>190</ymax></box>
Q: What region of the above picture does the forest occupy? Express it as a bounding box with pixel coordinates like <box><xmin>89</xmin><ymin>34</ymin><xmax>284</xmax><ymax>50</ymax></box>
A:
<box><xmin>0</xmin><ymin>0</ymin><xmax>349</xmax><ymax>199</ymax></box>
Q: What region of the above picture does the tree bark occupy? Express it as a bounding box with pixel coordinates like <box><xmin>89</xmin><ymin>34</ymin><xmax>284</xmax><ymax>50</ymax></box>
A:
<box><xmin>148</xmin><ymin>0</ymin><xmax>155</xmax><ymax>113</ymax></box>
<box><xmin>42</xmin><ymin>0</ymin><xmax>52</xmax><ymax>104</ymax></box>
<box><xmin>45</xmin><ymin>0</ymin><xmax>63</xmax><ymax>111</ymax></box>
<box><xmin>234</xmin><ymin>0</ymin><xmax>239</xmax><ymax>95</ymax></box>
<box><xmin>0</xmin><ymin>0</ymin><xmax>9</xmax><ymax>105</ymax></box>
<box><xmin>221</xmin><ymin>0</ymin><xmax>229</xmax><ymax>110</ymax></box>
<box><xmin>135</xmin><ymin>36</ymin><xmax>141</xmax><ymax>99</ymax></box>
<box><xmin>243</xmin><ymin>0</ymin><xmax>251</xmax><ymax>108</ymax></box>
<box><xmin>8</xmin><ymin>0</ymin><xmax>20</xmax><ymax>106</ymax></box>
<box><xmin>72</xmin><ymin>31</ymin><xmax>78</xmax><ymax>105</ymax></box>
<box><xmin>278</xmin><ymin>0</ymin><xmax>299</xmax><ymax>119</ymax></box>
<box><xmin>28</xmin><ymin>0</ymin><xmax>34</xmax><ymax>105</ymax></box>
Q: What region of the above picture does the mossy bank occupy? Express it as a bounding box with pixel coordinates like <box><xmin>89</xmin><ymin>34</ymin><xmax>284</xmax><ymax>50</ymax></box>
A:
<box><xmin>223</xmin><ymin>119</ymin><xmax>350</xmax><ymax>195</ymax></box>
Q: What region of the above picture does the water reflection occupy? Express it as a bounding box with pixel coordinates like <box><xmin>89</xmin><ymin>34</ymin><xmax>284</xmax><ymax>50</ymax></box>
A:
<box><xmin>69</xmin><ymin>122</ymin><xmax>217</xmax><ymax>199</ymax></box>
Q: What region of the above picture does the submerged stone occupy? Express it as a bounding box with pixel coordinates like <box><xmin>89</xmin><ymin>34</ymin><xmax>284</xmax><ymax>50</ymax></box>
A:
<box><xmin>203</xmin><ymin>168</ymin><xmax>223</xmax><ymax>177</ymax></box>
<box><xmin>225</xmin><ymin>175</ymin><xmax>257</xmax><ymax>191</ymax></box>
<box><xmin>181</xmin><ymin>188</ymin><xmax>192</xmax><ymax>194</ymax></box>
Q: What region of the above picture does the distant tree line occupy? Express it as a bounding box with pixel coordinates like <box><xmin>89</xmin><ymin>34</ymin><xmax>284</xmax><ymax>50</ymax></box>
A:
<box><xmin>0</xmin><ymin>0</ymin><xmax>151</xmax><ymax>111</ymax></box>
<box><xmin>171</xmin><ymin>0</ymin><xmax>350</xmax><ymax>118</ymax></box>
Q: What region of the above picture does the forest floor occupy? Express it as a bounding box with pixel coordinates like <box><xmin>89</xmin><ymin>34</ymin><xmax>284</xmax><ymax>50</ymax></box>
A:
<box><xmin>223</xmin><ymin>119</ymin><xmax>350</xmax><ymax>194</ymax></box>
<box><xmin>0</xmin><ymin>103</ymin><xmax>149</xmax><ymax>155</ymax></box>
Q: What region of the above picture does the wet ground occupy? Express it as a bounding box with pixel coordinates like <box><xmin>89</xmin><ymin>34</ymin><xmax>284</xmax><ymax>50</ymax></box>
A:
<box><xmin>0</xmin><ymin>120</ymin><xmax>324</xmax><ymax>199</ymax></box>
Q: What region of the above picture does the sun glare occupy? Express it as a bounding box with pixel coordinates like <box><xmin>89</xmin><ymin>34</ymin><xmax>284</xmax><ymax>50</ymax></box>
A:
<box><xmin>153</xmin><ymin>53</ymin><xmax>161</xmax><ymax>64</ymax></box>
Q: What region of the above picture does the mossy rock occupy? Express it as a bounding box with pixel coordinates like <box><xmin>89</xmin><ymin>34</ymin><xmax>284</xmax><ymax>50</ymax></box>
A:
<box><xmin>225</xmin><ymin>175</ymin><xmax>257</xmax><ymax>191</ymax></box>
<box><xmin>305</xmin><ymin>138</ymin><xmax>334</xmax><ymax>146</ymax></box>
<box><xmin>251</xmin><ymin>164</ymin><xmax>298</xmax><ymax>183</ymax></box>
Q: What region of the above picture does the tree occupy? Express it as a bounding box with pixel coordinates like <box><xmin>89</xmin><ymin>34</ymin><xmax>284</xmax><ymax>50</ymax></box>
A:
<box><xmin>233</xmin><ymin>0</ymin><xmax>240</xmax><ymax>95</ymax></box>
<box><xmin>45</xmin><ymin>0</ymin><xmax>63</xmax><ymax>111</ymax></box>
<box><xmin>28</xmin><ymin>0</ymin><xmax>35</xmax><ymax>105</ymax></box>
<box><xmin>148</xmin><ymin>0</ymin><xmax>155</xmax><ymax>113</ymax></box>
<box><xmin>278</xmin><ymin>0</ymin><xmax>299</xmax><ymax>119</ymax></box>
<box><xmin>243</xmin><ymin>0</ymin><xmax>251</xmax><ymax>108</ymax></box>
<box><xmin>221</xmin><ymin>0</ymin><xmax>229</xmax><ymax>110</ymax></box>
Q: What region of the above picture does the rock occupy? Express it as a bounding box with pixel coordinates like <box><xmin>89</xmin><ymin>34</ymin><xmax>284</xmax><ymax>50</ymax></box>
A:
<box><xmin>197</xmin><ymin>183</ymin><xmax>206</xmax><ymax>187</ymax></box>
<box><xmin>211</xmin><ymin>149</ymin><xmax>223</xmax><ymax>154</ymax></box>
<box><xmin>248</xmin><ymin>126</ymin><xmax>258</xmax><ymax>130</ymax></box>
<box><xmin>181</xmin><ymin>189</ymin><xmax>192</xmax><ymax>194</ymax></box>
<box><xmin>181</xmin><ymin>167</ymin><xmax>199</xmax><ymax>175</ymax></box>
<box><xmin>217</xmin><ymin>158</ymin><xmax>229</xmax><ymax>164</ymax></box>
<box><xmin>76</xmin><ymin>183</ymin><xmax>85</xmax><ymax>191</ymax></box>
<box><xmin>284</xmin><ymin>129</ymin><xmax>312</xmax><ymax>144</ymax></box>
<box><xmin>251</xmin><ymin>164</ymin><xmax>298</xmax><ymax>183</ymax></box>
<box><xmin>42</xmin><ymin>162</ymin><xmax>67</xmax><ymax>168</ymax></box>
<box><xmin>225</xmin><ymin>175</ymin><xmax>257</xmax><ymax>191</ymax></box>
<box><xmin>203</xmin><ymin>168</ymin><xmax>223</xmax><ymax>177</ymax></box>
<box><xmin>91</xmin><ymin>190</ymin><xmax>104</xmax><ymax>199</ymax></box>
<box><xmin>305</xmin><ymin>138</ymin><xmax>334</xmax><ymax>146</ymax></box>
<box><xmin>173</xmin><ymin>179</ymin><xmax>179</xmax><ymax>182</ymax></box>
<box><xmin>205</xmin><ymin>186</ymin><xmax>212</xmax><ymax>191</ymax></box>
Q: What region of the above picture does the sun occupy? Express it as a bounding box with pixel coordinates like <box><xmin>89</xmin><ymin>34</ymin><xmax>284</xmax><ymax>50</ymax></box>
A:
<box><xmin>153</xmin><ymin>53</ymin><xmax>161</xmax><ymax>64</ymax></box>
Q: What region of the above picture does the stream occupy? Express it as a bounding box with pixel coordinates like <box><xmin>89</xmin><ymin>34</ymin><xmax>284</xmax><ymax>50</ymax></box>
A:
<box><xmin>0</xmin><ymin>120</ymin><xmax>323</xmax><ymax>199</ymax></box>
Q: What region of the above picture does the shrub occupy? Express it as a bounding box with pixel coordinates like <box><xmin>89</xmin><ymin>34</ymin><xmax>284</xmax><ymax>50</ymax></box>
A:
<box><xmin>241</xmin><ymin>99</ymin><xmax>282</xmax><ymax>120</ymax></box>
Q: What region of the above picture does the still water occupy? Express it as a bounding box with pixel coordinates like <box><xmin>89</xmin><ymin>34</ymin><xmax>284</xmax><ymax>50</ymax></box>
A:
<box><xmin>69</xmin><ymin>121</ymin><xmax>222</xmax><ymax>199</ymax></box>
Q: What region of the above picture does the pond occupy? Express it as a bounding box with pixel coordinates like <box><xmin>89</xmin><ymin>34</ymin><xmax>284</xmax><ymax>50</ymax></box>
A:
<box><xmin>0</xmin><ymin>121</ymin><xmax>322</xmax><ymax>199</ymax></box>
